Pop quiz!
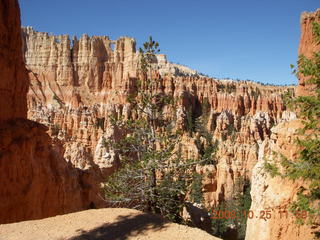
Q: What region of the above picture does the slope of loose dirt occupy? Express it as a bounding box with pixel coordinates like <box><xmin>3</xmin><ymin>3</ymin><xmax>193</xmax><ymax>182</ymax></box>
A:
<box><xmin>0</xmin><ymin>208</ymin><xmax>221</xmax><ymax>240</ymax></box>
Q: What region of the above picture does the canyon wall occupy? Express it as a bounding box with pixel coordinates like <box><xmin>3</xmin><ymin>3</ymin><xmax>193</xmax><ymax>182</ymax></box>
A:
<box><xmin>245</xmin><ymin>9</ymin><xmax>320</xmax><ymax>240</ymax></box>
<box><xmin>0</xmin><ymin>0</ymin><xmax>28</xmax><ymax>121</ymax></box>
<box><xmin>0</xmin><ymin>0</ymin><xmax>103</xmax><ymax>224</ymax></box>
<box><xmin>22</xmin><ymin>27</ymin><xmax>293</xmax><ymax>209</ymax></box>
<box><xmin>3</xmin><ymin>2</ymin><xmax>317</xmax><ymax>236</ymax></box>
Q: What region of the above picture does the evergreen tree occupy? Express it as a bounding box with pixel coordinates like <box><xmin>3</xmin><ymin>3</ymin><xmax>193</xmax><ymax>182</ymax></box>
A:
<box><xmin>103</xmin><ymin>37</ymin><xmax>215</xmax><ymax>222</ymax></box>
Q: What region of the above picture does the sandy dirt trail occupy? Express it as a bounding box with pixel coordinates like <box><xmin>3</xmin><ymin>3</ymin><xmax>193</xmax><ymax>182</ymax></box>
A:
<box><xmin>0</xmin><ymin>208</ymin><xmax>221</xmax><ymax>240</ymax></box>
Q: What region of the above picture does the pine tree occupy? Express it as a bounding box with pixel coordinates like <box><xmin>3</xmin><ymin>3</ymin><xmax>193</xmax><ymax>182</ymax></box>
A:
<box><xmin>103</xmin><ymin>37</ymin><xmax>215</xmax><ymax>222</ymax></box>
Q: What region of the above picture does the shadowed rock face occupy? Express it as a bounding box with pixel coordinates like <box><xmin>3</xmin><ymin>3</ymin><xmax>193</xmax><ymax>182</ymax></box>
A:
<box><xmin>0</xmin><ymin>0</ymin><xmax>104</xmax><ymax>224</ymax></box>
<box><xmin>0</xmin><ymin>119</ymin><xmax>85</xmax><ymax>223</ymax></box>
<box><xmin>22</xmin><ymin>27</ymin><xmax>294</xmax><ymax>209</ymax></box>
<box><xmin>0</xmin><ymin>0</ymin><xmax>28</xmax><ymax>122</ymax></box>
<box><xmin>245</xmin><ymin>9</ymin><xmax>320</xmax><ymax>240</ymax></box>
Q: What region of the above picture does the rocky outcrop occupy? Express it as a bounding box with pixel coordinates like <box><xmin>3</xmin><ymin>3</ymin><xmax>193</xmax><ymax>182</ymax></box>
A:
<box><xmin>0</xmin><ymin>119</ymin><xmax>88</xmax><ymax>223</ymax></box>
<box><xmin>245</xmin><ymin>9</ymin><xmax>320</xmax><ymax>240</ymax></box>
<box><xmin>296</xmin><ymin>9</ymin><xmax>320</xmax><ymax>96</ymax></box>
<box><xmin>0</xmin><ymin>0</ymin><xmax>103</xmax><ymax>224</ymax></box>
<box><xmin>22</xmin><ymin>27</ymin><xmax>293</xmax><ymax>209</ymax></box>
<box><xmin>245</xmin><ymin>119</ymin><xmax>319</xmax><ymax>240</ymax></box>
<box><xmin>0</xmin><ymin>0</ymin><xmax>28</xmax><ymax>122</ymax></box>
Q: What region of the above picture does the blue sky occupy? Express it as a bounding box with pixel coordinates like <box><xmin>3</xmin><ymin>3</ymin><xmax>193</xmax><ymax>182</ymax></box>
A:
<box><xmin>19</xmin><ymin>0</ymin><xmax>319</xmax><ymax>85</ymax></box>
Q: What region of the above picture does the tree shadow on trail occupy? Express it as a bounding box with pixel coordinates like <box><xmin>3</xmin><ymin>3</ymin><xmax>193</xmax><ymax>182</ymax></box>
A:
<box><xmin>68</xmin><ymin>212</ymin><xmax>168</xmax><ymax>240</ymax></box>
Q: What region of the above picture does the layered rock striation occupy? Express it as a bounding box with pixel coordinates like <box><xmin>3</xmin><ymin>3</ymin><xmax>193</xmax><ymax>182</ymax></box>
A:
<box><xmin>22</xmin><ymin>27</ymin><xmax>293</xmax><ymax>208</ymax></box>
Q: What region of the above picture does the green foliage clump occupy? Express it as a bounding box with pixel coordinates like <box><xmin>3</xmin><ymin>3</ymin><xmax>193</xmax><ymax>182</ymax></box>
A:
<box><xmin>250</xmin><ymin>87</ymin><xmax>261</xmax><ymax>100</ymax></box>
<box><xmin>264</xmin><ymin>160</ymin><xmax>280</xmax><ymax>177</ymax></box>
<box><xmin>221</xmin><ymin>123</ymin><xmax>236</xmax><ymax>142</ymax></box>
<box><xmin>194</xmin><ymin>113</ymin><xmax>218</xmax><ymax>165</ymax></box>
<box><xmin>201</xmin><ymin>97</ymin><xmax>211</xmax><ymax>121</ymax></box>
<box><xmin>189</xmin><ymin>173</ymin><xmax>204</xmax><ymax>204</ymax></box>
<box><xmin>52</xmin><ymin>94</ymin><xmax>64</xmax><ymax>107</ymax></box>
<box><xmin>210</xmin><ymin>203</ymin><xmax>229</xmax><ymax>237</ymax></box>
<box><xmin>185</xmin><ymin>108</ymin><xmax>195</xmax><ymax>137</ymax></box>
<box><xmin>211</xmin><ymin>177</ymin><xmax>252</xmax><ymax>239</ymax></box>
<box><xmin>227</xmin><ymin>124</ymin><xmax>236</xmax><ymax>136</ymax></box>
<box><xmin>281</xmin><ymin>88</ymin><xmax>295</xmax><ymax>107</ymax></box>
<box><xmin>217</xmin><ymin>83</ymin><xmax>236</xmax><ymax>93</ymax></box>
<box><xmin>313</xmin><ymin>21</ymin><xmax>320</xmax><ymax>44</ymax></box>
<box><xmin>95</xmin><ymin>117</ymin><xmax>105</xmax><ymax>130</ymax></box>
<box><xmin>232</xmin><ymin>178</ymin><xmax>252</xmax><ymax>239</ymax></box>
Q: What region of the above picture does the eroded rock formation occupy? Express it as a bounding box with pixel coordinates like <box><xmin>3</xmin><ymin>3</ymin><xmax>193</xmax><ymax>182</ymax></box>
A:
<box><xmin>3</xmin><ymin>3</ymin><xmax>318</xmax><ymax>239</ymax></box>
<box><xmin>245</xmin><ymin>9</ymin><xmax>320</xmax><ymax>240</ymax></box>
<box><xmin>0</xmin><ymin>0</ymin><xmax>28</xmax><ymax>121</ymax></box>
<box><xmin>0</xmin><ymin>0</ymin><xmax>103</xmax><ymax>224</ymax></box>
<box><xmin>22</xmin><ymin>27</ymin><xmax>293</xmax><ymax>209</ymax></box>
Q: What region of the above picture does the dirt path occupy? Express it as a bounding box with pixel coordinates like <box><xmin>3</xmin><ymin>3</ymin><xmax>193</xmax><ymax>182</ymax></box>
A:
<box><xmin>0</xmin><ymin>208</ymin><xmax>221</xmax><ymax>240</ymax></box>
